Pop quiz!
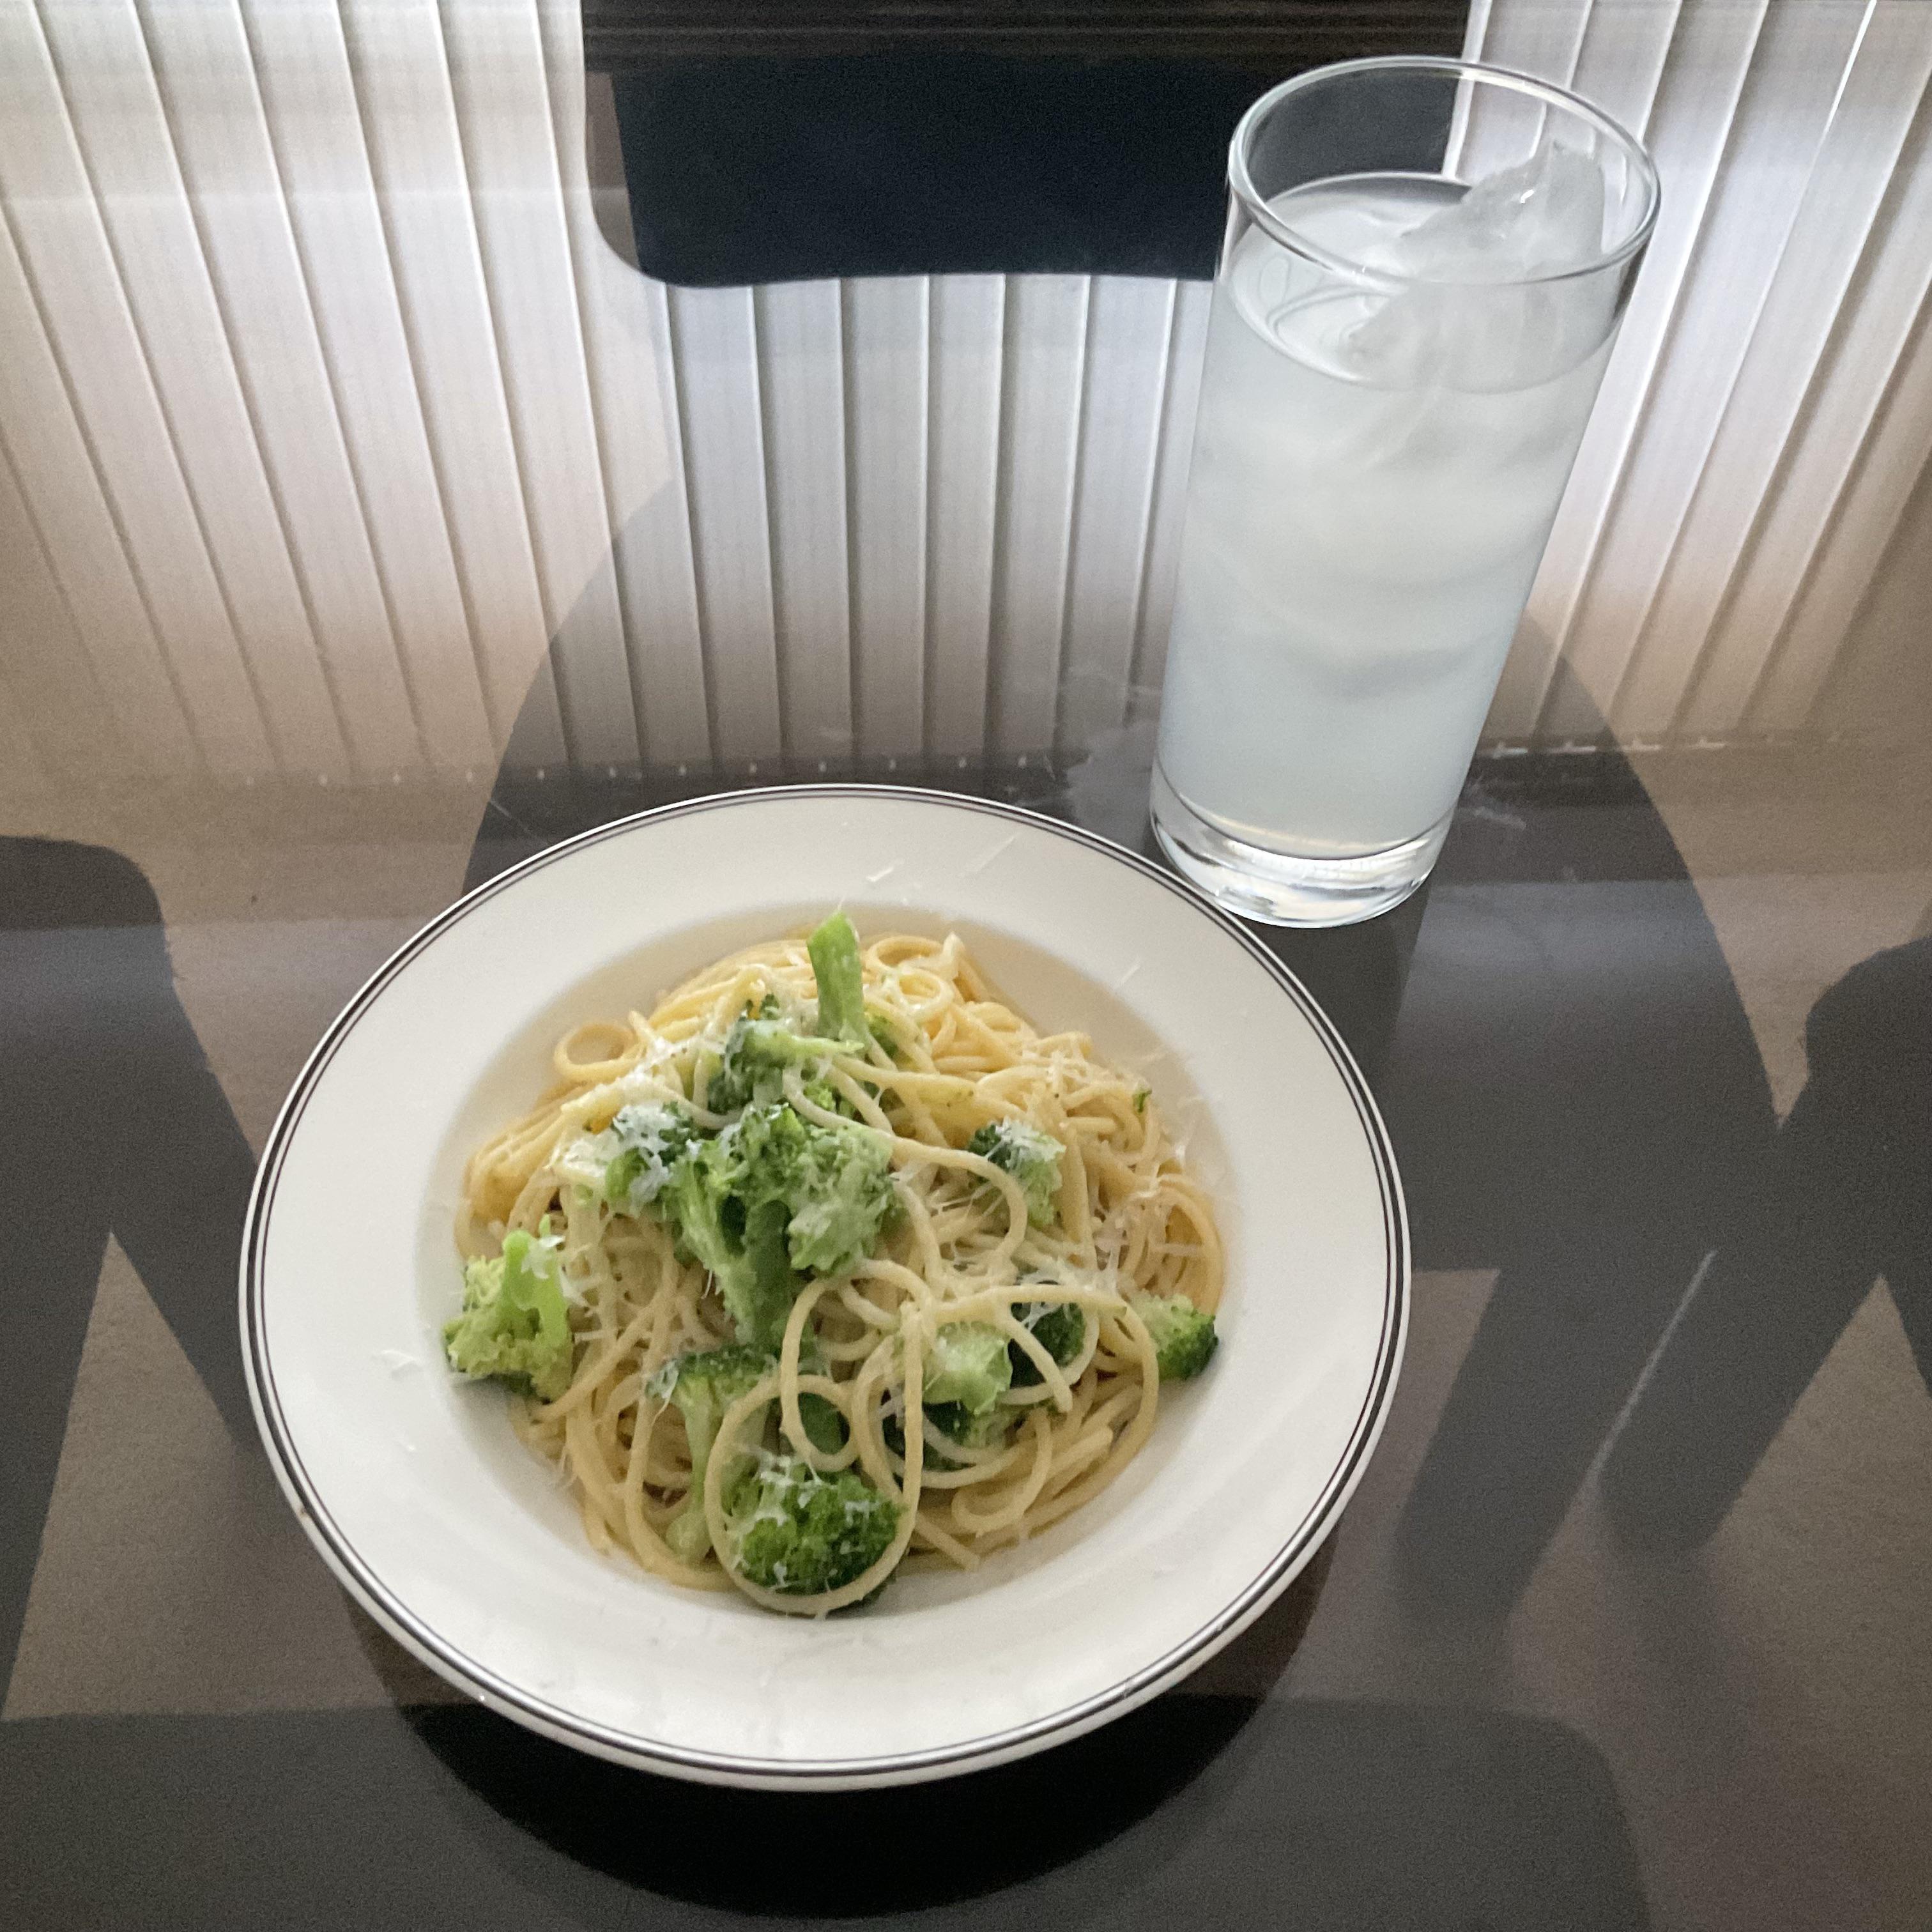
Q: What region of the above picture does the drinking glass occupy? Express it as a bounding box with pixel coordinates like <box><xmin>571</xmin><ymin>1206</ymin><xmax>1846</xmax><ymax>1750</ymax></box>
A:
<box><xmin>1150</xmin><ymin>57</ymin><xmax>1659</xmax><ymax>925</ymax></box>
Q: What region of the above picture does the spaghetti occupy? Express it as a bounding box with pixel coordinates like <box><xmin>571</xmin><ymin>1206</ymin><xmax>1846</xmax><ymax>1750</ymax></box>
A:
<box><xmin>454</xmin><ymin>921</ymin><xmax>1223</xmax><ymax>1616</ymax></box>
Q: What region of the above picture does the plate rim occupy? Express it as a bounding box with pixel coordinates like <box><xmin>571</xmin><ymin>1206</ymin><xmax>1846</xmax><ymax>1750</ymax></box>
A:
<box><xmin>241</xmin><ymin>783</ymin><xmax>1409</xmax><ymax>1787</ymax></box>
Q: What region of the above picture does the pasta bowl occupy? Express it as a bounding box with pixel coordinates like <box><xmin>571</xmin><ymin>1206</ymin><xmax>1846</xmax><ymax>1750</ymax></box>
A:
<box><xmin>243</xmin><ymin>787</ymin><xmax>1407</xmax><ymax>1788</ymax></box>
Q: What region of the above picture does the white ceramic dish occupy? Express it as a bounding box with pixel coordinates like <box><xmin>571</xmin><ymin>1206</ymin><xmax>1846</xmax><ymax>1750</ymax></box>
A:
<box><xmin>243</xmin><ymin>787</ymin><xmax>1406</xmax><ymax>1789</ymax></box>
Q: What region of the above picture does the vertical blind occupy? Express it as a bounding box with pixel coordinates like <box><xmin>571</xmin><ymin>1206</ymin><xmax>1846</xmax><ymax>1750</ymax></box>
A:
<box><xmin>0</xmin><ymin>0</ymin><xmax>1926</xmax><ymax>788</ymax></box>
<box><xmin>1475</xmin><ymin>0</ymin><xmax>1932</xmax><ymax>750</ymax></box>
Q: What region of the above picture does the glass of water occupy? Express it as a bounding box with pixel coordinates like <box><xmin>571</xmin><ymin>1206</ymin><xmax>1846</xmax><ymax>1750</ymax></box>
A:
<box><xmin>1151</xmin><ymin>57</ymin><xmax>1659</xmax><ymax>926</ymax></box>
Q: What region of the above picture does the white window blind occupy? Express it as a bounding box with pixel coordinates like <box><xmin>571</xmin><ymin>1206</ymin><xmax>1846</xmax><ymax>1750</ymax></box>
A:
<box><xmin>1475</xmin><ymin>0</ymin><xmax>1932</xmax><ymax>749</ymax></box>
<box><xmin>0</xmin><ymin>0</ymin><xmax>1926</xmax><ymax>790</ymax></box>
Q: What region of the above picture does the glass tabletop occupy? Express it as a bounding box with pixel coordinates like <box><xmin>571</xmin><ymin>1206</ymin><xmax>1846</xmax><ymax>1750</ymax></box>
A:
<box><xmin>4</xmin><ymin>3</ymin><xmax>1931</xmax><ymax>1927</ymax></box>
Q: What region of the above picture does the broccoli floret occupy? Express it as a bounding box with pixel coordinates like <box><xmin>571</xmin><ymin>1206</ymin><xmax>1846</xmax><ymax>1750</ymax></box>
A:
<box><xmin>921</xmin><ymin>1321</ymin><xmax>1013</xmax><ymax>1415</ymax></box>
<box><xmin>967</xmin><ymin>1119</ymin><xmax>1064</xmax><ymax>1227</ymax></box>
<box><xmin>1008</xmin><ymin>1298</ymin><xmax>1089</xmax><ymax>1387</ymax></box>
<box><xmin>734</xmin><ymin>1103</ymin><xmax>896</xmax><ymax>1277</ymax></box>
<box><xmin>797</xmin><ymin>1393</ymin><xmax>847</xmax><ymax>1454</ymax></box>
<box><xmin>601</xmin><ymin>1101</ymin><xmax>696</xmax><ymax>1213</ymax></box>
<box><xmin>724</xmin><ymin>1453</ymin><xmax>900</xmax><ymax>1598</ymax></box>
<box><xmin>884</xmin><ymin>1395</ymin><xmax>1013</xmax><ymax>1472</ymax></box>
<box><xmin>928</xmin><ymin>1402</ymin><xmax>1015</xmax><ymax>1451</ymax></box>
<box><xmin>656</xmin><ymin>1103</ymin><xmax>896</xmax><ymax>1347</ymax></box>
<box><xmin>705</xmin><ymin>1015</ymin><xmax>846</xmax><ymax>1116</ymax></box>
<box><xmin>868</xmin><ymin>1013</ymin><xmax>902</xmax><ymax>1061</ymax></box>
<box><xmin>648</xmin><ymin>1344</ymin><xmax>775</xmax><ymax>1561</ymax></box>
<box><xmin>443</xmin><ymin>1226</ymin><xmax>574</xmax><ymax>1400</ymax></box>
<box><xmin>808</xmin><ymin>911</ymin><xmax>870</xmax><ymax>1049</ymax></box>
<box><xmin>792</xmin><ymin>1328</ymin><xmax>848</xmax><ymax>1454</ymax></box>
<box><xmin>1130</xmin><ymin>1291</ymin><xmax>1218</xmax><ymax>1381</ymax></box>
<box><xmin>657</xmin><ymin>1133</ymin><xmax>802</xmax><ymax>1348</ymax></box>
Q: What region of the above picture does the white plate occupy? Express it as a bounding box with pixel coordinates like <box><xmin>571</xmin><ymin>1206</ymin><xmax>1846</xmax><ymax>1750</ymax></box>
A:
<box><xmin>243</xmin><ymin>788</ymin><xmax>1407</xmax><ymax>1789</ymax></box>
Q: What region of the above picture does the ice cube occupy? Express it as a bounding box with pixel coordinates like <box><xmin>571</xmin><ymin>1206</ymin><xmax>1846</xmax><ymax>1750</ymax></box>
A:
<box><xmin>1383</xmin><ymin>146</ymin><xmax>1607</xmax><ymax>281</ymax></box>
<box><xmin>1342</xmin><ymin>148</ymin><xmax>1615</xmax><ymax>391</ymax></box>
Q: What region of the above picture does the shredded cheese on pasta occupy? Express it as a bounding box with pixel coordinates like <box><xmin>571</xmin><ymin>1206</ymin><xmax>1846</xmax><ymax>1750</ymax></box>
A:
<box><xmin>457</xmin><ymin>928</ymin><xmax>1222</xmax><ymax>1614</ymax></box>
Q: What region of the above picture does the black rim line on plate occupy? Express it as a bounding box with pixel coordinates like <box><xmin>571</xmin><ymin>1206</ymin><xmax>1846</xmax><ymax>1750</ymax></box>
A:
<box><xmin>241</xmin><ymin>784</ymin><xmax>1409</xmax><ymax>1782</ymax></box>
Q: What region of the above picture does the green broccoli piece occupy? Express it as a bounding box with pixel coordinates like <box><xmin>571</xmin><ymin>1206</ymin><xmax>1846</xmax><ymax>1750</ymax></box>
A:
<box><xmin>921</xmin><ymin>1321</ymin><xmax>1013</xmax><ymax>1415</ymax></box>
<box><xmin>928</xmin><ymin>1402</ymin><xmax>1015</xmax><ymax>1451</ymax></box>
<box><xmin>601</xmin><ymin>1101</ymin><xmax>696</xmax><ymax>1213</ymax></box>
<box><xmin>705</xmin><ymin>1014</ymin><xmax>847</xmax><ymax>1116</ymax></box>
<box><xmin>1130</xmin><ymin>1290</ymin><xmax>1218</xmax><ymax>1381</ymax></box>
<box><xmin>724</xmin><ymin>1453</ymin><xmax>900</xmax><ymax>1598</ymax></box>
<box><xmin>793</xmin><ymin>1328</ymin><xmax>848</xmax><ymax>1454</ymax></box>
<box><xmin>868</xmin><ymin>1013</ymin><xmax>902</xmax><ymax>1061</ymax></box>
<box><xmin>647</xmin><ymin>1344</ymin><xmax>775</xmax><ymax>1562</ymax></box>
<box><xmin>657</xmin><ymin>1132</ymin><xmax>802</xmax><ymax>1349</ymax></box>
<box><xmin>1008</xmin><ymin>1298</ymin><xmax>1089</xmax><ymax>1387</ymax></box>
<box><xmin>808</xmin><ymin>910</ymin><xmax>870</xmax><ymax>1049</ymax></box>
<box><xmin>443</xmin><ymin>1226</ymin><xmax>574</xmax><ymax>1400</ymax></box>
<box><xmin>1132</xmin><ymin>1085</ymin><xmax>1151</xmax><ymax>1115</ymax></box>
<box><xmin>884</xmin><ymin>1395</ymin><xmax>1014</xmax><ymax>1473</ymax></box>
<box><xmin>797</xmin><ymin>1394</ymin><xmax>847</xmax><ymax>1454</ymax></box>
<box><xmin>656</xmin><ymin>1103</ymin><xmax>896</xmax><ymax>1347</ymax></box>
<box><xmin>733</xmin><ymin>1102</ymin><xmax>896</xmax><ymax>1277</ymax></box>
<box><xmin>967</xmin><ymin>1119</ymin><xmax>1064</xmax><ymax>1227</ymax></box>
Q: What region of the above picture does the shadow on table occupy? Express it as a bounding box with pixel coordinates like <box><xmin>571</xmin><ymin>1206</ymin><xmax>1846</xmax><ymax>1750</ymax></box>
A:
<box><xmin>412</xmin><ymin>1691</ymin><xmax>1257</xmax><ymax>1917</ymax></box>
<box><xmin>374</xmin><ymin>1511</ymin><xmax>1325</xmax><ymax>1899</ymax></box>
<box><xmin>1359</xmin><ymin>744</ymin><xmax>1779</xmax><ymax>1615</ymax></box>
<box><xmin>0</xmin><ymin>838</ymin><xmax>256</xmax><ymax>1689</ymax></box>
<box><xmin>346</xmin><ymin>1506</ymin><xmax>1638</xmax><ymax>1926</ymax></box>
<box><xmin>406</xmin><ymin>1690</ymin><xmax>1647</xmax><ymax>1928</ymax></box>
<box><xmin>0</xmin><ymin>1681</ymin><xmax>1647</xmax><ymax>1929</ymax></box>
<box><xmin>410</xmin><ymin>1528</ymin><xmax>1646</xmax><ymax>1929</ymax></box>
<box><xmin>1602</xmin><ymin>917</ymin><xmax>1932</xmax><ymax>1547</ymax></box>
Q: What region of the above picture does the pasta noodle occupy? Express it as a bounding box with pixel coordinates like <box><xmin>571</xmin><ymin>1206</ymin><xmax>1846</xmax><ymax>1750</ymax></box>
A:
<box><xmin>454</xmin><ymin>924</ymin><xmax>1223</xmax><ymax>1615</ymax></box>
